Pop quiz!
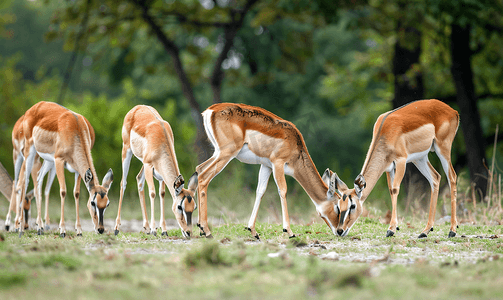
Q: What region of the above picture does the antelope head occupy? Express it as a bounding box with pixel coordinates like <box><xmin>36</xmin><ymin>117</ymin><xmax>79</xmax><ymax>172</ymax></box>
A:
<box><xmin>85</xmin><ymin>168</ymin><xmax>114</xmax><ymax>234</ymax></box>
<box><xmin>333</xmin><ymin>173</ymin><xmax>366</xmax><ymax>237</ymax></box>
<box><xmin>174</xmin><ymin>172</ymin><xmax>198</xmax><ymax>238</ymax></box>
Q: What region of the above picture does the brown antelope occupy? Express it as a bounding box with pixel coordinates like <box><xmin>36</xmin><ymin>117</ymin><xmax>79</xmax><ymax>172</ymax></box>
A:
<box><xmin>4</xmin><ymin>115</ymin><xmax>57</xmax><ymax>232</ymax></box>
<box><xmin>195</xmin><ymin>103</ymin><xmax>343</xmax><ymax>239</ymax></box>
<box><xmin>113</xmin><ymin>105</ymin><xmax>198</xmax><ymax>238</ymax></box>
<box><xmin>13</xmin><ymin>101</ymin><xmax>113</xmax><ymax>237</ymax></box>
<box><xmin>332</xmin><ymin>99</ymin><xmax>459</xmax><ymax>238</ymax></box>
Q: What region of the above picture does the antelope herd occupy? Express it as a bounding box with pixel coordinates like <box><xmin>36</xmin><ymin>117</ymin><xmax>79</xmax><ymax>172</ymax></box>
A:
<box><xmin>1</xmin><ymin>100</ymin><xmax>460</xmax><ymax>239</ymax></box>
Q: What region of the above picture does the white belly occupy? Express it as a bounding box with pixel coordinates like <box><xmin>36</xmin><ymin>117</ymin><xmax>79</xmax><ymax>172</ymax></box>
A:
<box><xmin>406</xmin><ymin>148</ymin><xmax>430</xmax><ymax>163</ymax></box>
<box><xmin>236</xmin><ymin>144</ymin><xmax>294</xmax><ymax>176</ymax></box>
<box><xmin>37</xmin><ymin>151</ymin><xmax>78</xmax><ymax>174</ymax></box>
<box><xmin>38</xmin><ymin>152</ymin><xmax>55</xmax><ymax>162</ymax></box>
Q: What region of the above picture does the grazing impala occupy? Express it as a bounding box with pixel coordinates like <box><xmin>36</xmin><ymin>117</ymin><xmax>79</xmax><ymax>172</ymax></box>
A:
<box><xmin>333</xmin><ymin>99</ymin><xmax>459</xmax><ymax>238</ymax></box>
<box><xmin>5</xmin><ymin>115</ymin><xmax>57</xmax><ymax>232</ymax></box>
<box><xmin>113</xmin><ymin>105</ymin><xmax>198</xmax><ymax>238</ymax></box>
<box><xmin>13</xmin><ymin>101</ymin><xmax>113</xmax><ymax>237</ymax></box>
<box><xmin>195</xmin><ymin>103</ymin><xmax>343</xmax><ymax>239</ymax></box>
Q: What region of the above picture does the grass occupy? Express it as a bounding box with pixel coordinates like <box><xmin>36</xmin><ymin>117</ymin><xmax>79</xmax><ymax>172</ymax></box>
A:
<box><xmin>0</xmin><ymin>216</ymin><xmax>503</xmax><ymax>299</ymax></box>
<box><xmin>2</xmin><ymin>168</ymin><xmax>503</xmax><ymax>299</ymax></box>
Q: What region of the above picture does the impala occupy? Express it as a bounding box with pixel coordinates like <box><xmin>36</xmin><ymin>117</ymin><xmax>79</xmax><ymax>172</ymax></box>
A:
<box><xmin>13</xmin><ymin>101</ymin><xmax>113</xmax><ymax>237</ymax></box>
<box><xmin>195</xmin><ymin>103</ymin><xmax>343</xmax><ymax>239</ymax></box>
<box><xmin>5</xmin><ymin>115</ymin><xmax>57</xmax><ymax>232</ymax></box>
<box><xmin>333</xmin><ymin>99</ymin><xmax>459</xmax><ymax>238</ymax></box>
<box><xmin>113</xmin><ymin>105</ymin><xmax>197</xmax><ymax>238</ymax></box>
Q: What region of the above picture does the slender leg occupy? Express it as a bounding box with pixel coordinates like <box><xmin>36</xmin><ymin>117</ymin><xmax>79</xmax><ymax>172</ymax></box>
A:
<box><xmin>413</xmin><ymin>159</ymin><xmax>441</xmax><ymax>237</ymax></box>
<box><xmin>55</xmin><ymin>158</ymin><xmax>67</xmax><ymax>237</ymax></box>
<box><xmin>6</xmin><ymin>154</ymin><xmax>23</xmax><ymax>231</ymax></box>
<box><xmin>247</xmin><ymin>164</ymin><xmax>272</xmax><ymax>239</ymax></box>
<box><xmin>114</xmin><ymin>147</ymin><xmax>133</xmax><ymax>235</ymax></box>
<box><xmin>74</xmin><ymin>173</ymin><xmax>82</xmax><ymax>236</ymax></box>
<box><xmin>17</xmin><ymin>145</ymin><xmax>37</xmax><ymax>235</ymax></box>
<box><xmin>385</xmin><ymin>171</ymin><xmax>395</xmax><ymax>237</ymax></box>
<box><xmin>35</xmin><ymin>160</ymin><xmax>54</xmax><ymax>234</ymax></box>
<box><xmin>435</xmin><ymin>144</ymin><xmax>458</xmax><ymax>237</ymax></box>
<box><xmin>13</xmin><ymin>160</ymin><xmax>27</xmax><ymax>233</ymax></box>
<box><xmin>387</xmin><ymin>158</ymin><xmax>406</xmax><ymax>236</ymax></box>
<box><xmin>136</xmin><ymin>166</ymin><xmax>150</xmax><ymax>233</ymax></box>
<box><xmin>272</xmin><ymin>162</ymin><xmax>294</xmax><ymax>238</ymax></box>
<box><xmin>144</xmin><ymin>165</ymin><xmax>157</xmax><ymax>236</ymax></box>
<box><xmin>44</xmin><ymin>163</ymin><xmax>56</xmax><ymax>230</ymax></box>
<box><xmin>159</xmin><ymin>181</ymin><xmax>168</xmax><ymax>235</ymax></box>
<box><xmin>196</xmin><ymin>151</ymin><xmax>239</xmax><ymax>238</ymax></box>
<box><xmin>31</xmin><ymin>157</ymin><xmax>43</xmax><ymax>233</ymax></box>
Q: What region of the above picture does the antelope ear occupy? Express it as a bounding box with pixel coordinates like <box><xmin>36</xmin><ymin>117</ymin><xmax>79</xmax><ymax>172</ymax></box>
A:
<box><xmin>84</xmin><ymin>168</ymin><xmax>94</xmax><ymax>190</ymax></box>
<box><xmin>354</xmin><ymin>174</ymin><xmax>366</xmax><ymax>198</ymax></box>
<box><xmin>327</xmin><ymin>171</ymin><xmax>347</xmax><ymax>199</ymax></box>
<box><xmin>187</xmin><ymin>172</ymin><xmax>198</xmax><ymax>193</ymax></box>
<box><xmin>102</xmin><ymin>168</ymin><xmax>114</xmax><ymax>190</ymax></box>
<box><xmin>322</xmin><ymin>168</ymin><xmax>333</xmax><ymax>187</ymax></box>
<box><xmin>174</xmin><ymin>175</ymin><xmax>184</xmax><ymax>196</ymax></box>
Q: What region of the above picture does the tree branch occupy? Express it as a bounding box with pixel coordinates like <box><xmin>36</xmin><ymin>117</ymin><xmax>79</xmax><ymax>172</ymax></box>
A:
<box><xmin>57</xmin><ymin>0</ymin><xmax>91</xmax><ymax>104</ymax></box>
<box><xmin>135</xmin><ymin>0</ymin><xmax>200</xmax><ymax>112</ymax></box>
<box><xmin>210</xmin><ymin>0</ymin><xmax>259</xmax><ymax>103</ymax></box>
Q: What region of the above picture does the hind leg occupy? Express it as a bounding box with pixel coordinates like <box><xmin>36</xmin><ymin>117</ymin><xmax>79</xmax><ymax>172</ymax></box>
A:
<box><xmin>247</xmin><ymin>165</ymin><xmax>272</xmax><ymax>239</ymax></box>
<box><xmin>435</xmin><ymin>143</ymin><xmax>458</xmax><ymax>237</ymax></box>
<box><xmin>413</xmin><ymin>158</ymin><xmax>441</xmax><ymax>238</ymax></box>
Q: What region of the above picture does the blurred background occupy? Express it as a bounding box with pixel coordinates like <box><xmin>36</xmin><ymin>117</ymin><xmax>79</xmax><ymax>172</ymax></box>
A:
<box><xmin>0</xmin><ymin>0</ymin><xmax>502</xmax><ymax>228</ymax></box>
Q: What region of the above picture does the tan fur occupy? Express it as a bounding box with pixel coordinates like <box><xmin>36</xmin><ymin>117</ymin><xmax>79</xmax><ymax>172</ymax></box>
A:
<box><xmin>13</xmin><ymin>102</ymin><xmax>112</xmax><ymax>236</ymax></box>
<box><xmin>114</xmin><ymin>105</ymin><xmax>197</xmax><ymax>237</ymax></box>
<box><xmin>336</xmin><ymin>99</ymin><xmax>459</xmax><ymax>237</ymax></box>
<box><xmin>196</xmin><ymin>103</ymin><xmax>342</xmax><ymax>238</ymax></box>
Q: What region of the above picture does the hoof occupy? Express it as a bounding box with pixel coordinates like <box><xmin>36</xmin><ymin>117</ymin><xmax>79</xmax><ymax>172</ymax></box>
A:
<box><xmin>161</xmin><ymin>231</ymin><xmax>168</xmax><ymax>237</ymax></box>
<box><xmin>60</xmin><ymin>233</ymin><xmax>66</xmax><ymax>238</ymax></box>
<box><xmin>5</xmin><ymin>225</ymin><xmax>9</xmax><ymax>231</ymax></box>
<box><xmin>289</xmin><ymin>234</ymin><xmax>297</xmax><ymax>239</ymax></box>
<box><xmin>37</xmin><ymin>229</ymin><xmax>44</xmax><ymax>235</ymax></box>
<box><xmin>448</xmin><ymin>231</ymin><xmax>456</xmax><ymax>238</ymax></box>
<box><xmin>418</xmin><ymin>233</ymin><xmax>428</xmax><ymax>238</ymax></box>
<box><xmin>185</xmin><ymin>231</ymin><xmax>191</xmax><ymax>238</ymax></box>
<box><xmin>254</xmin><ymin>234</ymin><xmax>260</xmax><ymax>240</ymax></box>
<box><xmin>245</xmin><ymin>227</ymin><xmax>252</xmax><ymax>232</ymax></box>
<box><xmin>114</xmin><ymin>230</ymin><xmax>119</xmax><ymax>236</ymax></box>
<box><xmin>77</xmin><ymin>233</ymin><xmax>82</xmax><ymax>237</ymax></box>
<box><xmin>386</xmin><ymin>230</ymin><xmax>394</xmax><ymax>237</ymax></box>
<box><xmin>430</xmin><ymin>227</ymin><xmax>434</xmax><ymax>232</ymax></box>
<box><xmin>97</xmin><ymin>228</ymin><xmax>104</xmax><ymax>234</ymax></box>
<box><xmin>206</xmin><ymin>234</ymin><xmax>213</xmax><ymax>239</ymax></box>
<box><xmin>283</xmin><ymin>229</ymin><xmax>288</xmax><ymax>233</ymax></box>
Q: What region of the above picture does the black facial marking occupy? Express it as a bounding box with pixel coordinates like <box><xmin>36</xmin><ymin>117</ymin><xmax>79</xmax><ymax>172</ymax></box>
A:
<box><xmin>338</xmin><ymin>210</ymin><xmax>347</xmax><ymax>227</ymax></box>
<box><xmin>186</xmin><ymin>212</ymin><xmax>192</xmax><ymax>225</ymax></box>
<box><xmin>343</xmin><ymin>194</ymin><xmax>347</xmax><ymax>201</ymax></box>
<box><xmin>187</xmin><ymin>195</ymin><xmax>192</xmax><ymax>203</ymax></box>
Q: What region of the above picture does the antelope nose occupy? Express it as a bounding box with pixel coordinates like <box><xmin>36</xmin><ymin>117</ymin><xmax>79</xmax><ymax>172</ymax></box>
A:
<box><xmin>337</xmin><ymin>229</ymin><xmax>344</xmax><ymax>236</ymax></box>
<box><xmin>98</xmin><ymin>228</ymin><xmax>104</xmax><ymax>234</ymax></box>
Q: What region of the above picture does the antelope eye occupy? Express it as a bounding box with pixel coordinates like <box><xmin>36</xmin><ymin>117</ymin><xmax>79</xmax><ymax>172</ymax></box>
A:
<box><xmin>91</xmin><ymin>201</ymin><xmax>96</xmax><ymax>207</ymax></box>
<box><xmin>350</xmin><ymin>204</ymin><xmax>356</xmax><ymax>210</ymax></box>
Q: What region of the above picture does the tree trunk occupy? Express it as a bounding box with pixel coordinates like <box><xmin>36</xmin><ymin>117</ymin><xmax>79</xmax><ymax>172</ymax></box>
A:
<box><xmin>139</xmin><ymin>3</ymin><xmax>212</xmax><ymax>162</ymax></box>
<box><xmin>450</xmin><ymin>24</ymin><xmax>488</xmax><ymax>199</ymax></box>
<box><xmin>392</xmin><ymin>22</ymin><xmax>429</xmax><ymax>206</ymax></box>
